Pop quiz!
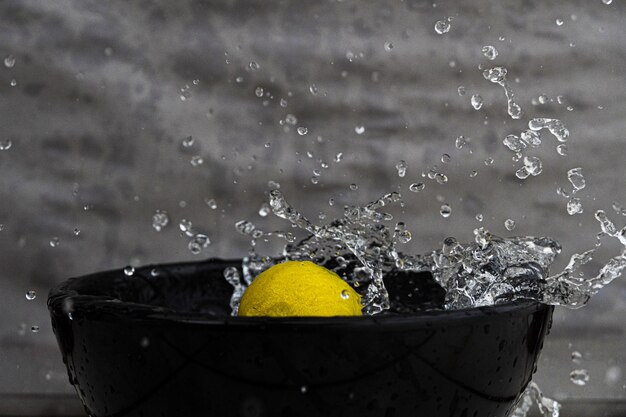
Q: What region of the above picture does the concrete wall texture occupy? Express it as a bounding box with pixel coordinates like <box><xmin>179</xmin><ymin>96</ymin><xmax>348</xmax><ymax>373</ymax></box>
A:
<box><xmin>0</xmin><ymin>0</ymin><xmax>624</xmax><ymax>403</ymax></box>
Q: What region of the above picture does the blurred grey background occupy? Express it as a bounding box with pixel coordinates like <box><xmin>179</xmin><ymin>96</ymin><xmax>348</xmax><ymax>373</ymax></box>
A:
<box><xmin>0</xmin><ymin>0</ymin><xmax>625</xmax><ymax>414</ymax></box>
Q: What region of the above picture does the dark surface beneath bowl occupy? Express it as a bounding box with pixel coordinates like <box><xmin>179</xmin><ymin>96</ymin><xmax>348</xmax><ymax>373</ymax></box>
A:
<box><xmin>48</xmin><ymin>258</ymin><xmax>554</xmax><ymax>417</ymax></box>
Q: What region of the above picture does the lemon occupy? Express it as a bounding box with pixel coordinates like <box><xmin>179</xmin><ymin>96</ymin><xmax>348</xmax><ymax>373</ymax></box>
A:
<box><xmin>238</xmin><ymin>260</ymin><xmax>362</xmax><ymax>317</ymax></box>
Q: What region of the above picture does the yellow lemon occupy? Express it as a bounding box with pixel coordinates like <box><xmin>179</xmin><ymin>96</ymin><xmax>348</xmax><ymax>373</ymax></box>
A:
<box><xmin>238</xmin><ymin>260</ymin><xmax>362</xmax><ymax>317</ymax></box>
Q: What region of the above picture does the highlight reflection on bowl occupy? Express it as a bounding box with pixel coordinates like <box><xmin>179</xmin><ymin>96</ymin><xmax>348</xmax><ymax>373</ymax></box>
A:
<box><xmin>48</xmin><ymin>258</ymin><xmax>553</xmax><ymax>417</ymax></box>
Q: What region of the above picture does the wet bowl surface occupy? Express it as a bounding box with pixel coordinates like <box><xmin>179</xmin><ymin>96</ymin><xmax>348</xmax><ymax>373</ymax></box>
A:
<box><xmin>48</xmin><ymin>259</ymin><xmax>553</xmax><ymax>417</ymax></box>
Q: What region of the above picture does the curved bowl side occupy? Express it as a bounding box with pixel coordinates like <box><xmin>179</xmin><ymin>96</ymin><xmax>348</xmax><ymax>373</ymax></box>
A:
<box><xmin>49</xmin><ymin>259</ymin><xmax>554</xmax><ymax>417</ymax></box>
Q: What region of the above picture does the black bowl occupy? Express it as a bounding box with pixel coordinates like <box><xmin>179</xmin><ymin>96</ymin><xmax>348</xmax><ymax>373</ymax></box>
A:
<box><xmin>48</xmin><ymin>259</ymin><xmax>553</xmax><ymax>417</ymax></box>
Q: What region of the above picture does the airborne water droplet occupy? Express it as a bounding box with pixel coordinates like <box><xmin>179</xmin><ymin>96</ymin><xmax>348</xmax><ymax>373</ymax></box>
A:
<box><xmin>152</xmin><ymin>210</ymin><xmax>169</xmax><ymax>231</ymax></box>
<box><xmin>255</xmin><ymin>86</ymin><xmax>264</xmax><ymax>97</ymax></box>
<box><xmin>285</xmin><ymin>114</ymin><xmax>297</xmax><ymax>125</ymax></box>
<box><xmin>504</xmin><ymin>219</ymin><xmax>516</xmax><ymax>231</ymax></box>
<box><xmin>181</xmin><ymin>136</ymin><xmax>194</xmax><ymax>148</ymax></box>
<box><xmin>49</xmin><ymin>237</ymin><xmax>59</xmax><ymax>248</ymax></box>
<box><xmin>471</xmin><ymin>94</ymin><xmax>484</xmax><ymax>110</ymax></box>
<box><xmin>123</xmin><ymin>266</ymin><xmax>135</xmax><ymax>276</ymax></box>
<box><xmin>571</xmin><ymin>351</ymin><xmax>583</xmax><ymax>363</ymax></box>
<box><xmin>455</xmin><ymin>135</ymin><xmax>467</xmax><ymax>149</ymax></box>
<box><xmin>0</xmin><ymin>139</ymin><xmax>12</xmax><ymax>151</ymax></box>
<box><xmin>384</xmin><ymin>41</ymin><xmax>394</xmax><ymax>51</ymax></box>
<box><xmin>567</xmin><ymin>167</ymin><xmax>586</xmax><ymax>191</ymax></box>
<box><xmin>457</xmin><ymin>86</ymin><xmax>466</xmax><ymax>96</ymax></box>
<box><xmin>409</xmin><ymin>183</ymin><xmax>425</xmax><ymax>193</ymax></box>
<box><xmin>341</xmin><ymin>289</ymin><xmax>350</xmax><ymax>300</ymax></box>
<box><xmin>4</xmin><ymin>55</ymin><xmax>16</xmax><ymax>68</ymax></box>
<box><xmin>440</xmin><ymin>204</ymin><xmax>452</xmax><ymax>218</ymax></box>
<box><xmin>570</xmin><ymin>369</ymin><xmax>590</xmax><ymax>386</ymax></box>
<box><xmin>248</xmin><ymin>61</ymin><xmax>260</xmax><ymax>71</ymax></box>
<box><xmin>567</xmin><ymin>198</ymin><xmax>584</xmax><ymax>215</ymax></box>
<box><xmin>205</xmin><ymin>198</ymin><xmax>217</xmax><ymax>209</ymax></box>
<box><xmin>481</xmin><ymin>45</ymin><xmax>499</xmax><ymax>60</ymax></box>
<box><xmin>395</xmin><ymin>160</ymin><xmax>407</xmax><ymax>177</ymax></box>
<box><xmin>25</xmin><ymin>291</ymin><xmax>36</xmax><ymax>301</ymax></box>
<box><xmin>521</xmin><ymin>130</ymin><xmax>542</xmax><ymax>147</ymax></box>
<box><xmin>355</xmin><ymin>126</ymin><xmax>365</xmax><ymax>135</ymax></box>
<box><xmin>503</xmin><ymin>134</ymin><xmax>526</xmax><ymax>153</ymax></box>
<box><xmin>188</xmin><ymin>233</ymin><xmax>210</xmax><ymax>254</ymax></box>
<box><xmin>434</xmin><ymin>19</ymin><xmax>451</xmax><ymax>34</ymax></box>
<box><xmin>190</xmin><ymin>155</ymin><xmax>204</xmax><ymax>166</ymax></box>
<box><xmin>259</xmin><ymin>203</ymin><xmax>270</xmax><ymax>217</ymax></box>
<box><xmin>268</xmin><ymin>180</ymin><xmax>281</xmax><ymax>189</ymax></box>
<box><xmin>297</xmin><ymin>127</ymin><xmax>308</xmax><ymax>136</ymax></box>
<box><xmin>523</xmin><ymin>156</ymin><xmax>543</xmax><ymax>177</ymax></box>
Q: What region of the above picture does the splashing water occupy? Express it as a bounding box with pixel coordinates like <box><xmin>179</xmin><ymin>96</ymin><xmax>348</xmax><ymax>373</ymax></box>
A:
<box><xmin>211</xmin><ymin>27</ymin><xmax>625</xmax><ymax>417</ymax></box>
<box><xmin>224</xmin><ymin>267</ymin><xmax>245</xmax><ymax>316</ymax></box>
<box><xmin>511</xmin><ymin>382</ymin><xmax>561</xmax><ymax>417</ymax></box>
<box><xmin>528</xmin><ymin>118</ymin><xmax>570</xmax><ymax>143</ymax></box>
<box><xmin>230</xmin><ymin>190</ymin><xmax>626</xmax><ymax>316</ymax></box>
<box><xmin>483</xmin><ymin>66</ymin><xmax>522</xmax><ymax>119</ymax></box>
<box><xmin>179</xmin><ymin>219</ymin><xmax>211</xmax><ymax>255</ymax></box>
<box><xmin>267</xmin><ymin>189</ymin><xmax>414</xmax><ymax>314</ymax></box>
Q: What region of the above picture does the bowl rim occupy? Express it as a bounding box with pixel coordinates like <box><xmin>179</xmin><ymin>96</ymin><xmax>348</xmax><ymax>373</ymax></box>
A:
<box><xmin>48</xmin><ymin>258</ymin><xmax>552</xmax><ymax>328</ymax></box>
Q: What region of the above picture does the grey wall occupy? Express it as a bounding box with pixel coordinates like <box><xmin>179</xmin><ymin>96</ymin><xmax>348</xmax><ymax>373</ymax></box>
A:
<box><xmin>0</xmin><ymin>0</ymin><xmax>624</xmax><ymax>406</ymax></box>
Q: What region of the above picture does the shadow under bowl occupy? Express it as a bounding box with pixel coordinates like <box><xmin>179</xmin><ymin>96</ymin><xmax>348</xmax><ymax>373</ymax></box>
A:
<box><xmin>48</xmin><ymin>258</ymin><xmax>553</xmax><ymax>417</ymax></box>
